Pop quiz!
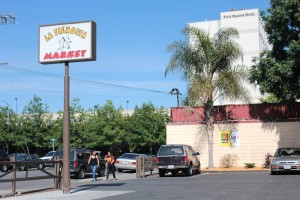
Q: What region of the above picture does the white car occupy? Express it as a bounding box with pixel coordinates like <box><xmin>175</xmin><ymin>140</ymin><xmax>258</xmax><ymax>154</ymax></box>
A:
<box><xmin>40</xmin><ymin>151</ymin><xmax>56</xmax><ymax>167</ymax></box>
<box><xmin>115</xmin><ymin>153</ymin><xmax>148</xmax><ymax>172</ymax></box>
<box><xmin>271</xmin><ymin>147</ymin><xmax>300</xmax><ymax>175</ymax></box>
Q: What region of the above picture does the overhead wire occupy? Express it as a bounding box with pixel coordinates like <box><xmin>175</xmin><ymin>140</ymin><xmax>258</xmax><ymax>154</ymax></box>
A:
<box><xmin>0</xmin><ymin>64</ymin><xmax>172</xmax><ymax>96</ymax></box>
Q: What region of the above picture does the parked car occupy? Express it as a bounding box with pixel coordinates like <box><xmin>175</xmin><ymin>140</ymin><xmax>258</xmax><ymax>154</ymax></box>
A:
<box><xmin>9</xmin><ymin>153</ymin><xmax>25</xmax><ymax>158</ymax></box>
<box><xmin>53</xmin><ymin>148</ymin><xmax>106</xmax><ymax>179</ymax></box>
<box><xmin>115</xmin><ymin>153</ymin><xmax>149</xmax><ymax>172</ymax></box>
<box><xmin>15</xmin><ymin>154</ymin><xmax>45</xmax><ymax>171</ymax></box>
<box><xmin>270</xmin><ymin>147</ymin><xmax>300</xmax><ymax>175</ymax></box>
<box><xmin>40</xmin><ymin>151</ymin><xmax>56</xmax><ymax>167</ymax></box>
<box><xmin>156</xmin><ymin>144</ymin><xmax>201</xmax><ymax>177</ymax></box>
<box><xmin>0</xmin><ymin>149</ymin><xmax>11</xmax><ymax>172</ymax></box>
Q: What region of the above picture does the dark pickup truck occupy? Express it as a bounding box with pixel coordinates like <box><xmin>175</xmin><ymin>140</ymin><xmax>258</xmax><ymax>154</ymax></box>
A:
<box><xmin>155</xmin><ymin>144</ymin><xmax>201</xmax><ymax>177</ymax></box>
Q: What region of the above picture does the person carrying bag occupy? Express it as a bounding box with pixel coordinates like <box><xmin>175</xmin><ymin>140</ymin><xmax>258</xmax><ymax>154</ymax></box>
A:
<box><xmin>104</xmin><ymin>151</ymin><xmax>117</xmax><ymax>181</ymax></box>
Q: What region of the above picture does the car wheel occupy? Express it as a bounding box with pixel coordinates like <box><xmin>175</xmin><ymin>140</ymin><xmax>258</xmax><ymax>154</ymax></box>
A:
<box><xmin>187</xmin><ymin>165</ymin><xmax>192</xmax><ymax>176</ymax></box>
<box><xmin>117</xmin><ymin>169</ymin><xmax>123</xmax><ymax>172</ymax></box>
<box><xmin>77</xmin><ymin>168</ymin><xmax>86</xmax><ymax>179</ymax></box>
<box><xmin>159</xmin><ymin>169</ymin><xmax>165</xmax><ymax>177</ymax></box>
<box><xmin>1</xmin><ymin>165</ymin><xmax>8</xmax><ymax>172</ymax></box>
<box><xmin>38</xmin><ymin>164</ymin><xmax>43</xmax><ymax>169</ymax></box>
<box><xmin>196</xmin><ymin>166</ymin><xmax>201</xmax><ymax>174</ymax></box>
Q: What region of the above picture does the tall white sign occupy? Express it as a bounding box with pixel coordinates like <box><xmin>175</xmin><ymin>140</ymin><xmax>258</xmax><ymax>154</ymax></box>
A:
<box><xmin>39</xmin><ymin>21</ymin><xmax>96</xmax><ymax>64</ymax></box>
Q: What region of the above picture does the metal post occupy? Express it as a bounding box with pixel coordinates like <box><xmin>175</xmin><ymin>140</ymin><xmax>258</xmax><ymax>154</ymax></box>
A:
<box><xmin>142</xmin><ymin>157</ymin><xmax>145</xmax><ymax>178</ymax></box>
<box><xmin>11</xmin><ymin>157</ymin><xmax>16</xmax><ymax>195</ymax></box>
<box><xmin>62</xmin><ymin>62</ymin><xmax>70</xmax><ymax>194</ymax></box>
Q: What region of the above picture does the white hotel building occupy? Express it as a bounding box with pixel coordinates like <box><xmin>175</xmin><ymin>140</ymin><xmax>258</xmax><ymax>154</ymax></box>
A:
<box><xmin>188</xmin><ymin>8</ymin><xmax>271</xmax><ymax>105</ymax></box>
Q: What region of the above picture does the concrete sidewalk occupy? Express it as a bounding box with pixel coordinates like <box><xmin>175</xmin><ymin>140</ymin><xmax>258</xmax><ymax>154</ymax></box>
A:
<box><xmin>1</xmin><ymin>170</ymin><xmax>158</xmax><ymax>199</ymax></box>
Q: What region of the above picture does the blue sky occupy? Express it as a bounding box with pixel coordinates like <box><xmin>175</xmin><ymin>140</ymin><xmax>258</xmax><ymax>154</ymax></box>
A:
<box><xmin>0</xmin><ymin>0</ymin><xmax>270</xmax><ymax>113</ymax></box>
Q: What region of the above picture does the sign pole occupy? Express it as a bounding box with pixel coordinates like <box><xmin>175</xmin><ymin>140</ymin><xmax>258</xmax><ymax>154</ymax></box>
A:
<box><xmin>62</xmin><ymin>61</ymin><xmax>70</xmax><ymax>194</ymax></box>
<box><xmin>51</xmin><ymin>138</ymin><xmax>57</xmax><ymax>151</ymax></box>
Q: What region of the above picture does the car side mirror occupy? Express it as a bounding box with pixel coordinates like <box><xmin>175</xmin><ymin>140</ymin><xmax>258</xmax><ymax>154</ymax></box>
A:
<box><xmin>193</xmin><ymin>152</ymin><xmax>200</xmax><ymax>156</ymax></box>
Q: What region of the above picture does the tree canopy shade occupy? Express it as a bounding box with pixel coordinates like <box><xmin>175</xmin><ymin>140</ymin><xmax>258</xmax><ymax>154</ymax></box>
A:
<box><xmin>165</xmin><ymin>26</ymin><xmax>249</xmax><ymax>168</ymax></box>
<box><xmin>0</xmin><ymin>96</ymin><xmax>167</xmax><ymax>157</ymax></box>
<box><xmin>250</xmin><ymin>0</ymin><xmax>300</xmax><ymax>102</ymax></box>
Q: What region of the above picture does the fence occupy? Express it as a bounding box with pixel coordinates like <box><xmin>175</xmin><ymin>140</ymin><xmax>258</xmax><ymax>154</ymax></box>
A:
<box><xmin>0</xmin><ymin>157</ymin><xmax>62</xmax><ymax>197</ymax></box>
<box><xmin>136</xmin><ymin>156</ymin><xmax>156</xmax><ymax>178</ymax></box>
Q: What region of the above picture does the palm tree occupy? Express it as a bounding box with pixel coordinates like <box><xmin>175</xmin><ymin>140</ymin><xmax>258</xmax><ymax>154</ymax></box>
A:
<box><xmin>165</xmin><ymin>26</ymin><xmax>250</xmax><ymax>168</ymax></box>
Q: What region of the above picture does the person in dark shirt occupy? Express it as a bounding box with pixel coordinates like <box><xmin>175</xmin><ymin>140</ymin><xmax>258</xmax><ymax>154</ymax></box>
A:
<box><xmin>104</xmin><ymin>151</ymin><xmax>117</xmax><ymax>181</ymax></box>
<box><xmin>88</xmin><ymin>151</ymin><xmax>99</xmax><ymax>181</ymax></box>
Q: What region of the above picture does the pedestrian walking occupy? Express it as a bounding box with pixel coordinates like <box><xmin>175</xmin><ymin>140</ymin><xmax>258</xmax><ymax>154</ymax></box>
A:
<box><xmin>104</xmin><ymin>151</ymin><xmax>117</xmax><ymax>181</ymax></box>
<box><xmin>88</xmin><ymin>151</ymin><xmax>99</xmax><ymax>181</ymax></box>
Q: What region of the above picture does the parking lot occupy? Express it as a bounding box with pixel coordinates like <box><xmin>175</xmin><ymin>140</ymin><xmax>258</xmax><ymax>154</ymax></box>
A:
<box><xmin>1</xmin><ymin>170</ymin><xmax>300</xmax><ymax>200</ymax></box>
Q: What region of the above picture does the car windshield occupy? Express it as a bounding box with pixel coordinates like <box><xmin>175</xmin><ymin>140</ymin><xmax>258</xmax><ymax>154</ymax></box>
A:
<box><xmin>45</xmin><ymin>151</ymin><xmax>55</xmax><ymax>157</ymax></box>
<box><xmin>158</xmin><ymin>146</ymin><xmax>184</xmax><ymax>156</ymax></box>
<box><xmin>276</xmin><ymin>148</ymin><xmax>300</xmax><ymax>157</ymax></box>
<box><xmin>16</xmin><ymin>155</ymin><xmax>26</xmax><ymax>161</ymax></box>
<box><xmin>119</xmin><ymin>154</ymin><xmax>140</xmax><ymax>160</ymax></box>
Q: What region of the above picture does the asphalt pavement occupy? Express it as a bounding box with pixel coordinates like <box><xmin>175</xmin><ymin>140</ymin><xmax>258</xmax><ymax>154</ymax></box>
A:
<box><xmin>2</xmin><ymin>170</ymin><xmax>300</xmax><ymax>200</ymax></box>
<box><xmin>1</xmin><ymin>169</ymin><xmax>157</xmax><ymax>199</ymax></box>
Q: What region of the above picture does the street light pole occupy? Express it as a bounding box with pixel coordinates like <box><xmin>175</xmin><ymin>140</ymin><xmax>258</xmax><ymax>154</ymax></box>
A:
<box><xmin>51</xmin><ymin>138</ymin><xmax>57</xmax><ymax>151</ymax></box>
<box><xmin>169</xmin><ymin>88</ymin><xmax>181</xmax><ymax>107</ymax></box>
<box><xmin>15</xmin><ymin>98</ymin><xmax>17</xmax><ymax>114</ymax></box>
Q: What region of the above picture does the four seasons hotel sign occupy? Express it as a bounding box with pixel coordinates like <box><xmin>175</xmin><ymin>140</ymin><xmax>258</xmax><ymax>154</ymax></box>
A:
<box><xmin>39</xmin><ymin>21</ymin><xmax>96</xmax><ymax>64</ymax></box>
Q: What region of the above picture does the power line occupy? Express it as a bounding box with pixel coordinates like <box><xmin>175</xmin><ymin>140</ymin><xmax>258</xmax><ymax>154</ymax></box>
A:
<box><xmin>0</xmin><ymin>82</ymin><xmax>173</xmax><ymax>99</ymax></box>
<box><xmin>0</xmin><ymin>65</ymin><xmax>170</xmax><ymax>95</ymax></box>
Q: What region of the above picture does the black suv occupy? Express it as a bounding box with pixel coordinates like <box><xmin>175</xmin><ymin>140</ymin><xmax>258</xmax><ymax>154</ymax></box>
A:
<box><xmin>0</xmin><ymin>149</ymin><xmax>11</xmax><ymax>172</ymax></box>
<box><xmin>53</xmin><ymin>148</ymin><xmax>106</xmax><ymax>179</ymax></box>
<box><xmin>156</xmin><ymin>144</ymin><xmax>201</xmax><ymax>177</ymax></box>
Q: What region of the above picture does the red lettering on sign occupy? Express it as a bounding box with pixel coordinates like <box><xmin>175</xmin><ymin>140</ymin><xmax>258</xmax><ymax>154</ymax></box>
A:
<box><xmin>44</xmin><ymin>53</ymin><xmax>53</xmax><ymax>60</ymax></box>
<box><xmin>67</xmin><ymin>51</ymin><xmax>75</xmax><ymax>58</ymax></box>
<box><xmin>81</xmin><ymin>50</ymin><xmax>87</xmax><ymax>57</ymax></box>
<box><xmin>43</xmin><ymin>50</ymin><xmax>88</xmax><ymax>60</ymax></box>
<box><xmin>60</xmin><ymin>51</ymin><xmax>67</xmax><ymax>58</ymax></box>
<box><xmin>53</xmin><ymin>52</ymin><xmax>59</xmax><ymax>59</ymax></box>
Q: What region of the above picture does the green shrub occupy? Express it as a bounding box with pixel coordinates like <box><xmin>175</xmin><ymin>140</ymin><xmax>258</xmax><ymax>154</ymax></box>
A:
<box><xmin>244</xmin><ymin>163</ymin><xmax>256</xmax><ymax>168</ymax></box>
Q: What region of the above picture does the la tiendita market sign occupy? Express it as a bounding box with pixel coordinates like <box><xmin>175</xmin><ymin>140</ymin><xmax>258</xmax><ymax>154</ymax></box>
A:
<box><xmin>39</xmin><ymin>21</ymin><xmax>96</xmax><ymax>64</ymax></box>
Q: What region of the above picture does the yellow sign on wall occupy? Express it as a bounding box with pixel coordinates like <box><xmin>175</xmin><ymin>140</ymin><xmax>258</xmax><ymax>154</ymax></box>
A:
<box><xmin>220</xmin><ymin>130</ymin><xmax>231</xmax><ymax>146</ymax></box>
<box><xmin>220</xmin><ymin>130</ymin><xmax>240</xmax><ymax>147</ymax></box>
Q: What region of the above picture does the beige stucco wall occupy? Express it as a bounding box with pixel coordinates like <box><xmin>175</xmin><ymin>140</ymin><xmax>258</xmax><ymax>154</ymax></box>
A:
<box><xmin>166</xmin><ymin>121</ymin><xmax>300</xmax><ymax>168</ymax></box>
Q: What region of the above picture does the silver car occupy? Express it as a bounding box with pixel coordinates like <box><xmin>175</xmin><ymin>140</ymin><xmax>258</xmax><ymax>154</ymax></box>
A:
<box><xmin>115</xmin><ymin>153</ymin><xmax>148</xmax><ymax>172</ymax></box>
<box><xmin>270</xmin><ymin>147</ymin><xmax>300</xmax><ymax>175</ymax></box>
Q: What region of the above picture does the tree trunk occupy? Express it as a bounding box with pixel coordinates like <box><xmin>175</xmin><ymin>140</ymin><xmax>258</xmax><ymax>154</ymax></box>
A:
<box><xmin>205</xmin><ymin>100</ymin><xmax>214</xmax><ymax>168</ymax></box>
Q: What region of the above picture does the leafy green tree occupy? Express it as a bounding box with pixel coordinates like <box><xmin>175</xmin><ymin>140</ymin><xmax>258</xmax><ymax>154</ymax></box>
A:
<box><xmin>83</xmin><ymin>100</ymin><xmax>127</xmax><ymax>154</ymax></box>
<box><xmin>165</xmin><ymin>26</ymin><xmax>249</xmax><ymax>168</ymax></box>
<box><xmin>250</xmin><ymin>0</ymin><xmax>300</xmax><ymax>102</ymax></box>
<box><xmin>259</xmin><ymin>94</ymin><xmax>280</xmax><ymax>103</ymax></box>
<box><xmin>50</xmin><ymin>111</ymin><xmax>64</xmax><ymax>149</ymax></box>
<box><xmin>18</xmin><ymin>95</ymin><xmax>52</xmax><ymax>154</ymax></box>
<box><xmin>69</xmin><ymin>98</ymin><xmax>89</xmax><ymax>148</ymax></box>
<box><xmin>0</xmin><ymin>106</ymin><xmax>16</xmax><ymax>153</ymax></box>
<box><xmin>127</xmin><ymin>103</ymin><xmax>168</xmax><ymax>154</ymax></box>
